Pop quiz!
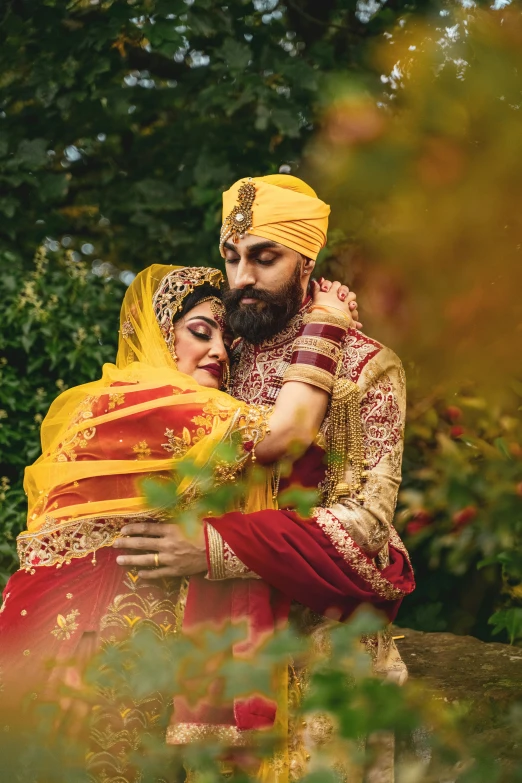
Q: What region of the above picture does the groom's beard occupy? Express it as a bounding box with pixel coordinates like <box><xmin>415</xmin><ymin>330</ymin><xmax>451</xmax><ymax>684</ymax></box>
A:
<box><xmin>223</xmin><ymin>263</ymin><xmax>303</xmax><ymax>344</ymax></box>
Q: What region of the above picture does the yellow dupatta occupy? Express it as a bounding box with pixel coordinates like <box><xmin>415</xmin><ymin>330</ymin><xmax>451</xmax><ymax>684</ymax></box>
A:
<box><xmin>21</xmin><ymin>265</ymin><xmax>274</xmax><ymax>539</ymax></box>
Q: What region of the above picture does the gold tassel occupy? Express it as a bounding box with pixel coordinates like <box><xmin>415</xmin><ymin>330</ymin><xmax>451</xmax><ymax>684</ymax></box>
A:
<box><xmin>323</xmin><ymin>378</ymin><xmax>364</xmax><ymax>506</ymax></box>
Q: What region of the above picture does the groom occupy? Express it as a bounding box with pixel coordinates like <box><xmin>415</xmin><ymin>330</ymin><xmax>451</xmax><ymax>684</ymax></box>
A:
<box><xmin>115</xmin><ymin>174</ymin><xmax>414</xmax><ymax>646</ymax></box>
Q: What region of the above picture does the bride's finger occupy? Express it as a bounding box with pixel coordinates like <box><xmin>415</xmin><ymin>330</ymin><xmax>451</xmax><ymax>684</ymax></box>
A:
<box><xmin>338</xmin><ymin>284</ymin><xmax>350</xmax><ymax>301</ymax></box>
<box><xmin>321</xmin><ymin>280</ymin><xmax>333</xmax><ymax>292</ymax></box>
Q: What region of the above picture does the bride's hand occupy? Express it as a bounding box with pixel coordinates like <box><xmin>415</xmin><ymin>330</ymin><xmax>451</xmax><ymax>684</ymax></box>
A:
<box><xmin>311</xmin><ymin>278</ymin><xmax>362</xmax><ymax>330</ymax></box>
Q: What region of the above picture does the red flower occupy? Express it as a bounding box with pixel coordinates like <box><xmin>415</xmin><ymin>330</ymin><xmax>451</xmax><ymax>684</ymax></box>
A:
<box><xmin>450</xmin><ymin>425</ymin><xmax>465</xmax><ymax>438</ymax></box>
<box><xmin>406</xmin><ymin>510</ymin><xmax>432</xmax><ymax>536</ymax></box>
<box><xmin>445</xmin><ymin>406</ymin><xmax>462</xmax><ymax>422</ymax></box>
<box><xmin>452</xmin><ymin>505</ymin><xmax>478</xmax><ymax>527</ymax></box>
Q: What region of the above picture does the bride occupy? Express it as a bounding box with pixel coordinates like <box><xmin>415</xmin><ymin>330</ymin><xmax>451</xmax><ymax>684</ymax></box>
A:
<box><xmin>0</xmin><ymin>264</ymin><xmax>356</xmax><ymax>776</ymax></box>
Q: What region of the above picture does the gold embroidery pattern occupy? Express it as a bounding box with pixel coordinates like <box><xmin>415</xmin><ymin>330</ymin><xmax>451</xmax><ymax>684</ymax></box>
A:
<box><xmin>132</xmin><ymin>440</ymin><xmax>151</xmax><ymax>460</ymax></box>
<box><xmin>224</xmin><ymin>539</ymin><xmax>259</xmax><ymax>579</ymax></box>
<box><xmin>107</xmin><ymin>392</ymin><xmax>125</xmax><ymax>410</ymax></box>
<box><xmin>17</xmin><ymin>511</ymin><xmax>164</xmax><ymax>571</ymax></box>
<box><xmin>388</xmin><ymin>525</ymin><xmax>413</xmax><ymax>570</ymax></box>
<box><xmin>166</xmin><ymin>721</ymin><xmax>252</xmax><ymax>746</ymax></box>
<box><xmin>360</xmin><ymin>373</ymin><xmax>403</xmax><ymax>470</ymax></box>
<box><xmin>51</xmin><ymin>609</ymin><xmax>80</xmax><ymax>640</ymax></box>
<box><xmin>339</xmin><ymin>331</ymin><xmax>382</xmax><ymax>383</ymax></box>
<box><xmin>192</xmin><ymin>398</ymin><xmax>235</xmax><ymax>428</ymax></box>
<box><xmin>161</xmin><ymin>426</ymin><xmax>193</xmax><ymax>457</ymax></box>
<box><xmin>161</xmin><ymin>399</ymin><xmax>236</xmax><ymax>459</ymax></box>
<box><xmin>206</xmin><ymin>523</ymin><xmax>226</xmax><ymax>579</ymax></box>
<box><xmin>313</xmin><ymin>508</ymin><xmax>405</xmax><ymax>601</ymax></box>
<box><xmin>328</xmin><ymin>502</ymin><xmax>389</xmax><ymax>558</ymax></box>
<box><xmin>230</xmin><ymin>306</ymin><xmax>309</xmax><ymax>405</ymax></box>
<box><xmin>120</xmin><ymin>317</ymin><xmax>134</xmax><ymax>337</ymax></box>
<box><xmin>100</xmin><ymin>572</ymin><xmax>181</xmax><ymax>640</ymax></box>
<box><xmin>88</xmin><ymin>564</ymin><xmax>183</xmax><ymax>781</ymax></box>
<box><xmin>176</xmin><ymin>404</ymin><xmax>271</xmax><ymax>511</ymax></box>
<box><xmin>206</xmin><ymin>524</ymin><xmax>258</xmax><ymax>580</ymax></box>
<box><xmin>52</xmin><ymin>394</ymin><xmax>97</xmax><ymax>462</ymax></box>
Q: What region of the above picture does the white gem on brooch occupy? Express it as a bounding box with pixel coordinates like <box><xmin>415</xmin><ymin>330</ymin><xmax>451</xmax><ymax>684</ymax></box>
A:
<box><xmin>235</xmin><ymin>213</ymin><xmax>245</xmax><ymax>222</ymax></box>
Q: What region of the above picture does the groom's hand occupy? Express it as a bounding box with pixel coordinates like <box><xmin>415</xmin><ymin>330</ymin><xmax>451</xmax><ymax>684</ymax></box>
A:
<box><xmin>113</xmin><ymin>522</ymin><xmax>207</xmax><ymax>579</ymax></box>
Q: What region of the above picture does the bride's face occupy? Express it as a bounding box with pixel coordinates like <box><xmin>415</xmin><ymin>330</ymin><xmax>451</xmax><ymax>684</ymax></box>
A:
<box><xmin>174</xmin><ymin>300</ymin><xmax>231</xmax><ymax>389</ymax></box>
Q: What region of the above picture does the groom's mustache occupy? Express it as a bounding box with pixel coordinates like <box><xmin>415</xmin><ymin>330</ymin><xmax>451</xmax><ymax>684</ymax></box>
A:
<box><xmin>222</xmin><ymin>285</ymin><xmax>281</xmax><ymax>308</ymax></box>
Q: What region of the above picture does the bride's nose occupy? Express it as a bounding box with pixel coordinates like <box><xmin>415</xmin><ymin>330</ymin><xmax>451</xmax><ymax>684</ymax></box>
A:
<box><xmin>208</xmin><ymin>336</ymin><xmax>228</xmax><ymax>363</ymax></box>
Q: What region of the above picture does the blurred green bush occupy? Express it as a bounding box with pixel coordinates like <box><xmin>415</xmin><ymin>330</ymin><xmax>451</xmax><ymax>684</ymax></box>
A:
<box><xmin>0</xmin><ymin>249</ymin><xmax>123</xmax><ymax>583</ymax></box>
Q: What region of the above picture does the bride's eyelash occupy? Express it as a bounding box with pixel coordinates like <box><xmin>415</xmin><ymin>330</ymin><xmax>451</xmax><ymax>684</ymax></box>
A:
<box><xmin>187</xmin><ymin>327</ymin><xmax>211</xmax><ymax>341</ymax></box>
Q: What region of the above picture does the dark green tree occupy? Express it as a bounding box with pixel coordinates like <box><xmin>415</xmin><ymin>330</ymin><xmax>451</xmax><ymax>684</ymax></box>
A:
<box><xmin>0</xmin><ymin>0</ymin><xmax>437</xmax><ymax>273</ymax></box>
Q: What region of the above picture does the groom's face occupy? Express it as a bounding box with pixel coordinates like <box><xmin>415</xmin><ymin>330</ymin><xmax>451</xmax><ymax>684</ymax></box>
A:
<box><xmin>222</xmin><ymin>234</ymin><xmax>315</xmax><ymax>343</ymax></box>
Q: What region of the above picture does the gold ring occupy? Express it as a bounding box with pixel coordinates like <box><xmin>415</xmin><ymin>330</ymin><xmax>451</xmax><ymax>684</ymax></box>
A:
<box><xmin>154</xmin><ymin>552</ymin><xmax>160</xmax><ymax>568</ymax></box>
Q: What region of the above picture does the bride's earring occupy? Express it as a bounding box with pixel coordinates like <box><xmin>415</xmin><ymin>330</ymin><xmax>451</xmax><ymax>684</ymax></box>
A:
<box><xmin>222</xmin><ymin>362</ymin><xmax>230</xmax><ymax>392</ymax></box>
<box><xmin>168</xmin><ymin>324</ymin><xmax>178</xmax><ymax>364</ymax></box>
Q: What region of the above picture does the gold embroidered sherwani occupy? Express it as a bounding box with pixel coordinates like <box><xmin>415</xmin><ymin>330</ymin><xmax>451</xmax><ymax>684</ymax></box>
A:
<box><xmin>207</xmin><ymin>299</ymin><xmax>412</xmax><ymax>653</ymax></box>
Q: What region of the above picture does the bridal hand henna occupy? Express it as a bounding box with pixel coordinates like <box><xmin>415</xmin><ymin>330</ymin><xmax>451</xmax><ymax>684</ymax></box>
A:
<box><xmin>113</xmin><ymin>522</ymin><xmax>207</xmax><ymax>579</ymax></box>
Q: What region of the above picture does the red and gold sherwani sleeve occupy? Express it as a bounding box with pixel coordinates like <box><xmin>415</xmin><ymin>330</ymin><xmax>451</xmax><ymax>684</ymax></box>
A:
<box><xmin>205</xmin><ymin>335</ymin><xmax>415</xmax><ymax>622</ymax></box>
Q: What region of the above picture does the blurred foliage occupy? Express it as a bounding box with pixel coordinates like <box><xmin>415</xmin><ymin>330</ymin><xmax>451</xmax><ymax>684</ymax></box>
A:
<box><xmin>311</xmin><ymin>7</ymin><xmax>522</xmax><ymax>391</ymax></box>
<box><xmin>0</xmin><ymin>0</ymin><xmax>521</xmax><ymax>645</ymax></box>
<box><xmin>1</xmin><ymin>608</ymin><xmax>522</xmax><ymax>781</ymax></box>
<box><xmin>307</xmin><ymin>6</ymin><xmax>522</xmax><ymax>642</ymax></box>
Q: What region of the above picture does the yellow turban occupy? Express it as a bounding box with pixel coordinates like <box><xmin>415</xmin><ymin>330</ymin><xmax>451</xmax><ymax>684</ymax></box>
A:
<box><xmin>220</xmin><ymin>174</ymin><xmax>330</xmax><ymax>261</ymax></box>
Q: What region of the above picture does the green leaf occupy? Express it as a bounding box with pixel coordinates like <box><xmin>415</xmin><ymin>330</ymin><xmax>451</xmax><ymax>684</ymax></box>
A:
<box><xmin>272</xmin><ymin>108</ymin><xmax>302</xmax><ymax>138</ymax></box>
<box><xmin>219</xmin><ymin>39</ymin><xmax>251</xmax><ymax>71</ymax></box>
<box><xmin>39</xmin><ymin>173</ymin><xmax>69</xmax><ymax>203</ymax></box>
<box><xmin>16</xmin><ymin>138</ymin><xmax>49</xmax><ymax>169</ymax></box>
<box><xmin>277</xmin><ymin>486</ymin><xmax>319</xmax><ymax>518</ymax></box>
<box><xmin>488</xmin><ymin>608</ymin><xmax>522</xmax><ymax>645</ymax></box>
<box><xmin>141</xmin><ymin>477</ymin><xmax>179</xmax><ymax>510</ymax></box>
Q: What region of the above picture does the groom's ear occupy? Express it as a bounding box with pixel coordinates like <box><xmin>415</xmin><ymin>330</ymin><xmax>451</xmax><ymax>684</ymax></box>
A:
<box><xmin>302</xmin><ymin>256</ymin><xmax>315</xmax><ymax>276</ymax></box>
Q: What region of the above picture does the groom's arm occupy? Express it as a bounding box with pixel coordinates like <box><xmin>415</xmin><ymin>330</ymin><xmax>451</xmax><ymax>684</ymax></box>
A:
<box><xmin>205</xmin><ymin>346</ymin><xmax>414</xmax><ymax>621</ymax></box>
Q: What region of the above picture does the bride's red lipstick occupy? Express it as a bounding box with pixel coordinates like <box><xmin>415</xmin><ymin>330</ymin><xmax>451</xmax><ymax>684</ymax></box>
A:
<box><xmin>199</xmin><ymin>363</ymin><xmax>222</xmax><ymax>379</ymax></box>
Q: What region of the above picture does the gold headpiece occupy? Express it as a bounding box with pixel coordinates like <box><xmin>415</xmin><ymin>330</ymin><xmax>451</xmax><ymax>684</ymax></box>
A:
<box><xmin>219</xmin><ymin>178</ymin><xmax>256</xmax><ymax>250</ymax></box>
<box><xmin>152</xmin><ymin>267</ymin><xmax>224</xmax><ymax>357</ymax></box>
<box><xmin>197</xmin><ymin>296</ymin><xmax>227</xmax><ymax>332</ymax></box>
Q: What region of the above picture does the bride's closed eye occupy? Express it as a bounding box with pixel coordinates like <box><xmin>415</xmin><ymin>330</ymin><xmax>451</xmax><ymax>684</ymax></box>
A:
<box><xmin>187</xmin><ymin>323</ymin><xmax>212</xmax><ymax>341</ymax></box>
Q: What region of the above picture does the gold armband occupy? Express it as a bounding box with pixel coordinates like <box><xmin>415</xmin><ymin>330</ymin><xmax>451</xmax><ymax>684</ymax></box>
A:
<box><xmin>282</xmin><ymin>365</ymin><xmax>335</xmax><ymax>393</ymax></box>
<box><xmin>302</xmin><ymin>309</ymin><xmax>352</xmax><ymax>329</ymax></box>
<box><xmin>292</xmin><ymin>336</ymin><xmax>342</xmax><ymax>362</ymax></box>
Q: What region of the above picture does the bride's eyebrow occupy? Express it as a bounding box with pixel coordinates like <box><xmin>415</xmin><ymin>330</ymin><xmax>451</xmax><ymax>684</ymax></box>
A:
<box><xmin>187</xmin><ymin>315</ymin><xmax>218</xmax><ymax>329</ymax></box>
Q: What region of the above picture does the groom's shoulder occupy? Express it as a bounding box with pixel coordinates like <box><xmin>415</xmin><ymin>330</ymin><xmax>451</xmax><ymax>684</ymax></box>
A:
<box><xmin>340</xmin><ymin>328</ymin><xmax>403</xmax><ymax>386</ymax></box>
